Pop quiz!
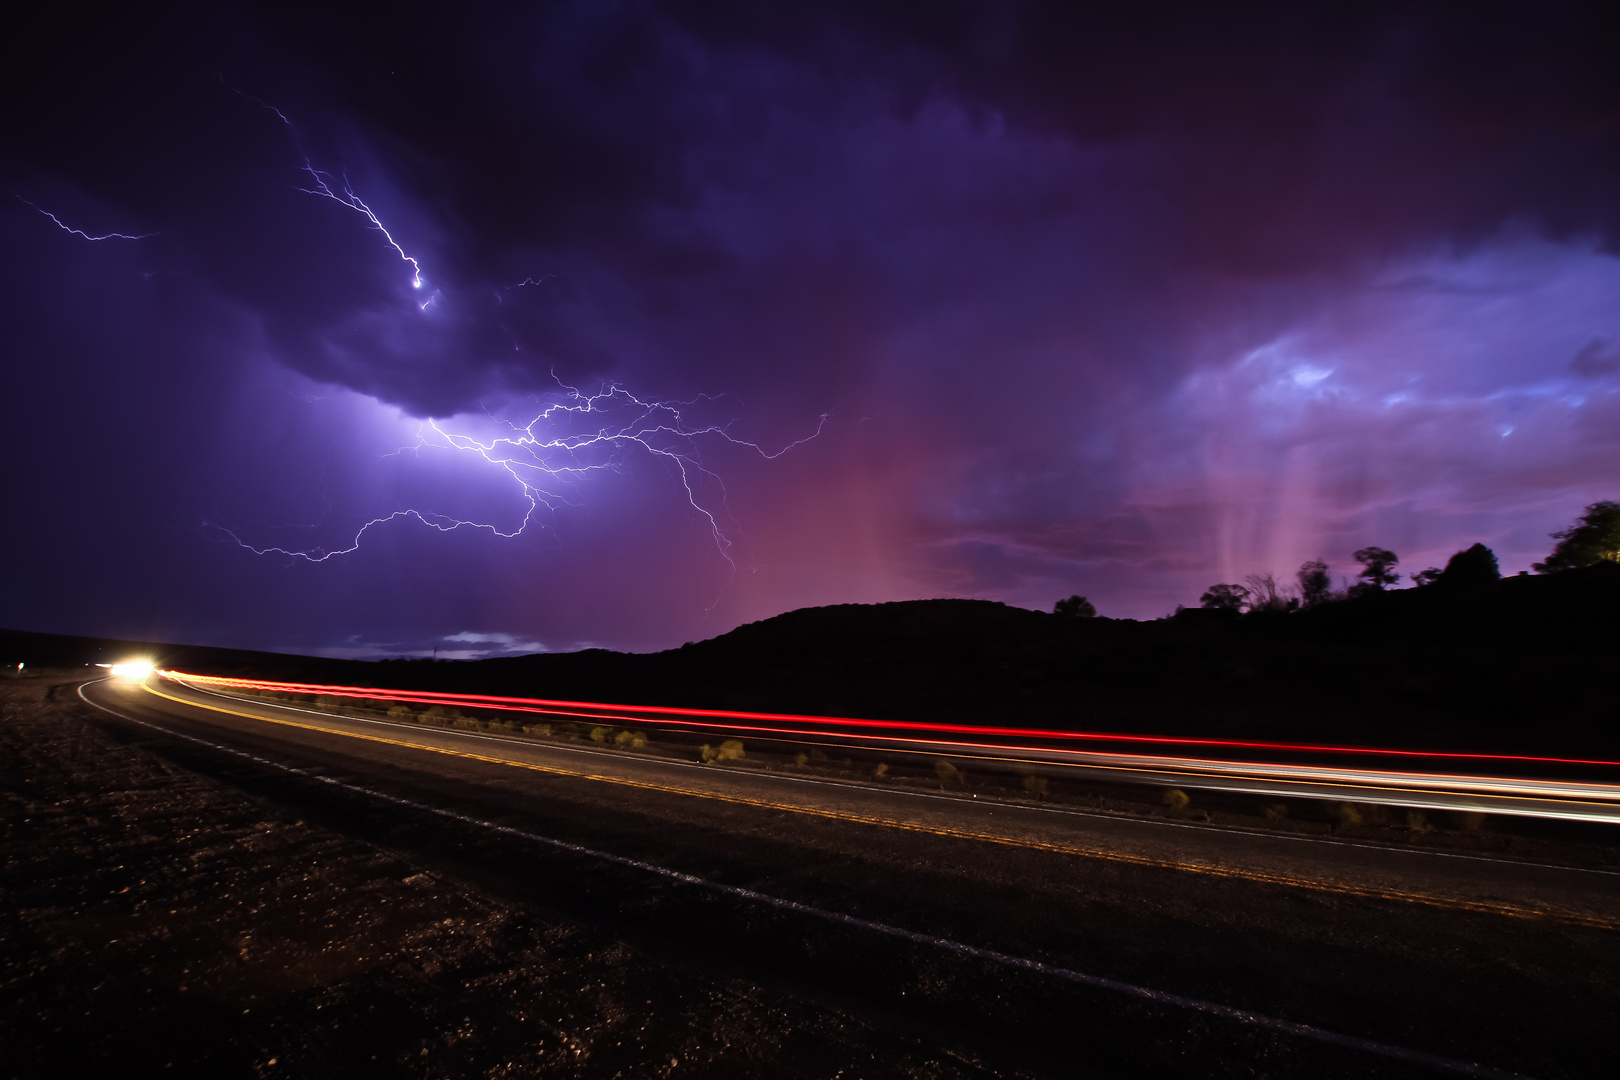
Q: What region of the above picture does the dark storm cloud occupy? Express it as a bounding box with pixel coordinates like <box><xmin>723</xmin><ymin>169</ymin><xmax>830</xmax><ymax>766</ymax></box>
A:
<box><xmin>4</xmin><ymin>1</ymin><xmax>1619</xmax><ymax>650</ymax></box>
<box><xmin>1570</xmin><ymin>336</ymin><xmax>1620</xmax><ymax>378</ymax></box>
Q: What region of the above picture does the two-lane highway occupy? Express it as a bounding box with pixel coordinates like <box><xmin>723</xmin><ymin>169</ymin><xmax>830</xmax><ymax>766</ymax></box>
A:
<box><xmin>74</xmin><ymin>672</ymin><xmax>1620</xmax><ymax>1079</ymax></box>
<box><xmin>160</xmin><ymin>668</ymin><xmax>1620</xmax><ymax>825</ymax></box>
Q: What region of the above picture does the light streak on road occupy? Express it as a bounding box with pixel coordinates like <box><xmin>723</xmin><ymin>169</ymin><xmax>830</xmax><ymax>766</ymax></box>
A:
<box><xmin>156</xmin><ymin>670</ymin><xmax>1620</xmax><ymax>824</ymax></box>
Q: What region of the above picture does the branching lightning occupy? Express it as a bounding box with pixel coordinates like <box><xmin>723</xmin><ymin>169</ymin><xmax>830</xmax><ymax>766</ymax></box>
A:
<box><xmin>17</xmin><ymin>197</ymin><xmax>156</xmax><ymax>240</ymax></box>
<box><xmin>206</xmin><ymin>82</ymin><xmax>829</xmax><ymax>580</ymax></box>
<box><xmin>211</xmin><ymin>381</ymin><xmax>829</xmax><ymax>570</ymax></box>
<box><xmin>495</xmin><ymin>274</ymin><xmax>564</xmax><ymax>304</ymax></box>
<box><xmin>227</xmin><ymin>82</ymin><xmax>424</xmax><ymax>290</ymax></box>
<box><xmin>294</xmin><ymin>166</ymin><xmax>424</xmax><ymax>289</ymax></box>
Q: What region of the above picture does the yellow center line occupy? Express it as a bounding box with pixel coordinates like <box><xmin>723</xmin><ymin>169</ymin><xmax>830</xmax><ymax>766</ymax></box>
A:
<box><xmin>141</xmin><ymin>679</ymin><xmax>1619</xmax><ymax>931</ymax></box>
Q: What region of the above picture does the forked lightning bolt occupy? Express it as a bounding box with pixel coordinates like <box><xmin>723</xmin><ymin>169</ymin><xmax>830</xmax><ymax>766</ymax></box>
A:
<box><xmin>229</xmin><ymin>83</ymin><xmax>424</xmax><ymax>289</ymax></box>
<box><xmin>211</xmin><ymin>382</ymin><xmax>829</xmax><ymax>568</ymax></box>
<box><xmin>17</xmin><ymin>197</ymin><xmax>156</xmax><ymax>240</ymax></box>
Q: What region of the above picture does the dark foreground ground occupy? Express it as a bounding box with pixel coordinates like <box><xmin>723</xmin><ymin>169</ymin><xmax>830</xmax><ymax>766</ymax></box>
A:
<box><xmin>4</xmin><ymin>674</ymin><xmax>1618</xmax><ymax>1079</ymax></box>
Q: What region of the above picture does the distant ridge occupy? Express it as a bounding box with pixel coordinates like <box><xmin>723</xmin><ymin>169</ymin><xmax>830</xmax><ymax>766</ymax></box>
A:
<box><xmin>8</xmin><ymin>563</ymin><xmax>1617</xmax><ymax>754</ymax></box>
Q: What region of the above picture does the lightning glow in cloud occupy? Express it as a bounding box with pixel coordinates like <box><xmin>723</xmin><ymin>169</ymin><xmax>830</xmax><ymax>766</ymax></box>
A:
<box><xmin>211</xmin><ymin>381</ymin><xmax>828</xmax><ymax>570</ymax></box>
<box><xmin>204</xmin><ymin>88</ymin><xmax>827</xmax><ymax>583</ymax></box>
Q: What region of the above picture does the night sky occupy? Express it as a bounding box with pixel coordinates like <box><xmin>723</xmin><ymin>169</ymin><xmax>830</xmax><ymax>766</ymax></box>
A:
<box><xmin>5</xmin><ymin>2</ymin><xmax>1619</xmax><ymax>658</ymax></box>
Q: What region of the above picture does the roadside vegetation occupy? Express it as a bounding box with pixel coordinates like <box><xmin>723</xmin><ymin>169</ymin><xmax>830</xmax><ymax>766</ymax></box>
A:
<box><xmin>214</xmin><ymin>677</ymin><xmax>1604</xmax><ymax>859</ymax></box>
<box><xmin>1177</xmin><ymin>499</ymin><xmax>1620</xmax><ymax>620</ymax></box>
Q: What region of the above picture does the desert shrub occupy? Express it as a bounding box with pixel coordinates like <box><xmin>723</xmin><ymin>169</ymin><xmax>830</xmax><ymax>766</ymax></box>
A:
<box><xmin>425</xmin><ymin>705</ymin><xmax>450</xmax><ymax>718</ymax></box>
<box><xmin>386</xmin><ymin>705</ymin><xmax>413</xmax><ymax>720</ymax></box>
<box><xmin>935</xmin><ymin>760</ymin><xmax>960</xmax><ymax>787</ymax></box>
<box><xmin>589</xmin><ymin>726</ymin><xmax>609</xmax><ymax>743</ymax></box>
<box><xmin>1452</xmin><ymin>810</ymin><xmax>1488</xmax><ymax>831</ymax></box>
<box><xmin>699</xmin><ymin>744</ymin><xmax>717</xmax><ymax>763</ymax></box>
<box><xmin>1162</xmin><ymin>788</ymin><xmax>1190</xmax><ymax>810</ymax></box>
<box><xmin>613</xmin><ymin>729</ymin><xmax>647</xmax><ymax>748</ymax></box>
<box><xmin>523</xmin><ymin>722</ymin><xmax>552</xmax><ymax>736</ymax></box>
<box><xmin>793</xmin><ymin>751</ymin><xmax>809</xmax><ymax>768</ymax></box>
<box><xmin>809</xmin><ymin>748</ymin><xmax>829</xmax><ymax>764</ymax></box>
<box><xmin>1023</xmin><ymin>774</ymin><xmax>1049</xmax><ymax>798</ymax></box>
<box><xmin>1054</xmin><ymin>595</ymin><xmax>1097</xmax><ymax>617</ymax></box>
<box><xmin>1332</xmin><ymin>802</ymin><xmax>1363</xmax><ymax>827</ymax></box>
<box><xmin>1404</xmin><ymin>809</ymin><xmax>1429</xmax><ymax>830</ymax></box>
<box><xmin>316</xmin><ymin>695</ymin><xmax>342</xmax><ymax>707</ymax></box>
<box><xmin>872</xmin><ymin>762</ymin><xmax>889</xmax><ymax>779</ymax></box>
<box><xmin>717</xmin><ymin>739</ymin><xmax>745</xmax><ymax>762</ymax></box>
<box><xmin>1263</xmin><ymin>803</ymin><xmax>1288</xmax><ymax>825</ymax></box>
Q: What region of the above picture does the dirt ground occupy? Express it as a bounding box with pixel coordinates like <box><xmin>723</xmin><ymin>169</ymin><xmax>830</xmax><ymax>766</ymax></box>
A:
<box><xmin>1</xmin><ymin>676</ymin><xmax>1033</xmax><ymax>1080</ymax></box>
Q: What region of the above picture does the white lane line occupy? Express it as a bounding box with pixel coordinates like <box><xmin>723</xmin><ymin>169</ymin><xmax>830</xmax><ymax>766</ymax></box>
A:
<box><xmin>80</xmin><ymin>679</ymin><xmax>1533</xmax><ymax>1080</ymax></box>
<box><xmin>173</xmin><ymin>677</ymin><xmax>1620</xmax><ymax>879</ymax></box>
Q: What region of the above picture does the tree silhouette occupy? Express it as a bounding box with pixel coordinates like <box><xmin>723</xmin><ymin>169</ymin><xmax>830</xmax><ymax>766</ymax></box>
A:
<box><xmin>1410</xmin><ymin>567</ymin><xmax>1442</xmax><ymax>587</ymax></box>
<box><xmin>1438</xmin><ymin>542</ymin><xmax>1500</xmax><ymax>587</ymax></box>
<box><xmin>1054</xmin><ymin>595</ymin><xmax>1096</xmax><ymax>618</ymax></box>
<box><xmin>1243</xmin><ymin>572</ymin><xmax>1297</xmax><ymax>612</ymax></box>
<box><xmin>1297</xmin><ymin>560</ymin><xmax>1333</xmax><ymax>606</ymax></box>
<box><xmin>1533</xmin><ymin>501</ymin><xmax>1620</xmax><ymax>572</ymax></box>
<box><xmin>1351</xmin><ymin>547</ymin><xmax>1400</xmax><ymax>593</ymax></box>
<box><xmin>1199</xmin><ymin>583</ymin><xmax>1248</xmax><ymax>612</ymax></box>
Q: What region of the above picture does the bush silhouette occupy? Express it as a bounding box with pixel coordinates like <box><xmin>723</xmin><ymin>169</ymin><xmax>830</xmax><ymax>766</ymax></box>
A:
<box><xmin>1199</xmin><ymin>583</ymin><xmax>1248</xmax><ymax>612</ymax></box>
<box><xmin>1054</xmin><ymin>595</ymin><xmax>1096</xmax><ymax>618</ymax></box>
<box><xmin>1297</xmin><ymin>560</ymin><xmax>1333</xmax><ymax>607</ymax></box>
<box><xmin>1438</xmin><ymin>543</ymin><xmax>1500</xmax><ymax>588</ymax></box>
<box><xmin>1351</xmin><ymin>547</ymin><xmax>1400</xmax><ymax>593</ymax></box>
<box><xmin>1535</xmin><ymin>500</ymin><xmax>1620</xmax><ymax>572</ymax></box>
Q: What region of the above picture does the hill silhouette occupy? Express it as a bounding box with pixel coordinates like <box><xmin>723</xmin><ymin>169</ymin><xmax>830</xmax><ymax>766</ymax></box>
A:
<box><xmin>7</xmin><ymin>562</ymin><xmax>1616</xmax><ymax>755</ymax></box>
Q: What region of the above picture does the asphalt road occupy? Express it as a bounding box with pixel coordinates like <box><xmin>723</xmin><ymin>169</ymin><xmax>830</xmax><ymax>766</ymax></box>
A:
<box><xmin>163</xmin><ymin>668</ymin><xmax>1620</xmax><ymax>824</ymax></box>
<box><xmin>70</xmin><ymin>675</ymin><xmax>1620</xmax><ymax>1078</ymax></box>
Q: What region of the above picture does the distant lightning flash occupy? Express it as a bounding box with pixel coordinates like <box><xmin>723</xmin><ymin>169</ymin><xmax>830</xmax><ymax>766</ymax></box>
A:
<box><xmin>212</xmin><ymin>382</ymin><xmax>829</xmax><ymax>569</ymax></box>
<box><xmin>17</xmin><ymin>197</ymin><xmax>156</xmax><ymax>240</ymax></box>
